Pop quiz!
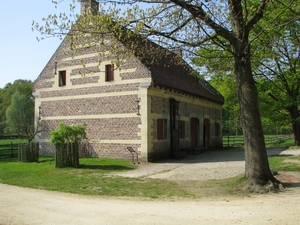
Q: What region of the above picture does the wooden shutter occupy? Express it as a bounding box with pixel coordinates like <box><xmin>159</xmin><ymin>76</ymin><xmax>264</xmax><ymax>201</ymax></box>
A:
<box><xmin>157</xmin><ymin>119</ymin><xmax>164</xmax><ymax>140</ymax></box>
<box><xmin>106</xmin><ymin>64</ymin><xmax>114</xmax><ymax>81</ymax></box>
<box><xmin>59</xmin><ymin>71</ymin><xmax>66</xmax><ymax>86</ymax></box>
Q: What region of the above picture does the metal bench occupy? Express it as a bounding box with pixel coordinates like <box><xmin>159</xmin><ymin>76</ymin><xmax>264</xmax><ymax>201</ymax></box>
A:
<box><xmin>127</xmin><ymin>147</ymin><xmax>140</xmax><ymax>164</ymax></box>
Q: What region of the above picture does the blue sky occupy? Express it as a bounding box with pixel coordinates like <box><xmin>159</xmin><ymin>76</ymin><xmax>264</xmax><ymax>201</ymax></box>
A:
<box><xmin>0</xmin><ymin>0</ymin><xmax>80</xmax><ymax>88</ymax></box>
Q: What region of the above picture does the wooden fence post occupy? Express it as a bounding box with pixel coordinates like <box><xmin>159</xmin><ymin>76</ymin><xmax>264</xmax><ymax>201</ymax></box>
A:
<box><xmin>18</xmin><ymin>143</ymin><xmax>39</xmax><ymax>162</ymax></box>
<box><xmin>10</xmin><ymin>142</ymin><xmax>14</xmax><ymax>157</ymax></box>
<box><xmin>55</xmin><ymin>143</ymin><xmax>79</xmax><ymax>168</ymax></box>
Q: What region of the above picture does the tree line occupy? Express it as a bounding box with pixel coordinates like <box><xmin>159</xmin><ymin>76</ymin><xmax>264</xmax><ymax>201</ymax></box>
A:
<box><xmin>0</xmin><ymin>79</ymin><xmax>38</xmax><ymax>143</ymax></box>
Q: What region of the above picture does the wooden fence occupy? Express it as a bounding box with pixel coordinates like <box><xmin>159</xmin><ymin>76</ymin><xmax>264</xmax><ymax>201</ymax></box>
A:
<box><xmin>0</xmin><ymin>142</ymin><xmax>18</xmax><ymax>157</ymax></box>
<box><xmin>18</xmin><ymin>143</ymin><xmax>39</xmax><ymax>162</ymax></box>
<box><xmin>0</xmin><ymin>135</ymin><xmax>25</xmax><ymax>140</ymax></box>
<box><xmin>55</xmin><ymin>143</ymin><xmax>80</xmax><ymax>168</ymax></box>
<box><xmin>222</xmin><ymin>134</ymin><xmax>293</xmax><ymax>147</ymax></box>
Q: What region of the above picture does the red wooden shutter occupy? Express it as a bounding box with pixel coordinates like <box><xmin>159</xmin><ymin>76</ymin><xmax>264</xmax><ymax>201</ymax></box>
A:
<box><xmin>106</xmin><ymin>65</ymin><xmax>114</xmax><ymax>81</ymax></box>
<box><xmin>59</xmin><ymin>71</ymin><xmax>66</xmax><ymax>86</ymax></box>
<box><xmin>157</xmin><ymin>119</ymin><xmax>164</xmax><ymax>140</ymax></box>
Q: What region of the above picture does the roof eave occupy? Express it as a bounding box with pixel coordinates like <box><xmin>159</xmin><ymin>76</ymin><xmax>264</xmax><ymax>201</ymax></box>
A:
<box><xmin>153</xmin><ymin>83</ymin><xmax>224</xmax><ymax>105</ymax></box>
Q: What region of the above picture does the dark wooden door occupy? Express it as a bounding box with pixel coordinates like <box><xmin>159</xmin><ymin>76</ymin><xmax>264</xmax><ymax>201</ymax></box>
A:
<box><xmin>190</xmin><ymin>118</ymin><xmax>199</xmax><ymax>148</ymax></box>
<box><xmin>203</xmin><ymin>118</ymin><xmax>210</xmax><ymax>150</ymax></box>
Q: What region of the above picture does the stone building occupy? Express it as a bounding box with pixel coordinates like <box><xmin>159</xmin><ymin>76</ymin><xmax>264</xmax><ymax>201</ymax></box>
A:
<box><xmin>33</xmin><ymin>0</ymin><xmax>224</xmax><ymax>162</ymax></box>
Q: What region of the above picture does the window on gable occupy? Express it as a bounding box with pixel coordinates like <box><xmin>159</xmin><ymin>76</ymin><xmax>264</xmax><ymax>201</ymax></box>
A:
<box><xmin>178</xmin><ymin>120</ymin><xmax>185</xmax><ymax>139</ymax></box>
<box><xmin>157</xmin><ymin>119</ymin><xmax>167</xmax><ymax>140</ymax></box>
<box><xmin>105</xmin><ymin>64</ymin><xmax>114</xmax><ymax>81</ymax></box>
<box><xmin>59</xmin><ymin>71</ymin><xmax>66</xmax><ymax>86</ymax></box>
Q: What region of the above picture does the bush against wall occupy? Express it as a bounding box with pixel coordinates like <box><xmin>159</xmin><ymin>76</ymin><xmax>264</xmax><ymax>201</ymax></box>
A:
<box><xmin>50</xmin><ymin>123</ymin><xmax>87</xmax><ymax>168</ymax></box>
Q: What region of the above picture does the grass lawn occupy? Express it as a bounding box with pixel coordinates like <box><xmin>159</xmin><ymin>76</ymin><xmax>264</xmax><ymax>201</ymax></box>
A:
<box><xmin>0</xmin><ymin>156</ymin><xmax>193</xmax><ymax>199</ymax></box>
<box><xmin>268</xmin><ymin>155</ymin><xmax>300</xmax><ymax>171</ymax></box>
<box><xmin>1</xmin><ymin>138</ymin><xmax>299</xmax><ymax>199</ymax></box>
<box><xmin>0</xmin><ymin>139</ymin><xmax>27</xmax><ymax>145</ymax></box>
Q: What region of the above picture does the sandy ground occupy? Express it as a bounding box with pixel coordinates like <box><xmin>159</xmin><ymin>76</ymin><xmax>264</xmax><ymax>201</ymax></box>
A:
<box><xmin>1</xmin><ymin>148</ymin><xmax>300</xmax><ymax>225</ymax></box>
<box><xmin>1</xmin><ymin>180</ymin><xmax>300</xmax><ymax>225</ymax></box>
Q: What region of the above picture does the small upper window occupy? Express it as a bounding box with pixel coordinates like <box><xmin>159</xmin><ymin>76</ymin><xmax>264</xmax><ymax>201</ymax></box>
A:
<box><xmin>105</xmin><ymin>64</ymin><xmax>114</xmax><ymax>81</ymax></box>
<box><xmin>59</xmin><ymin>71</ymin><xmax>66</xmax><ymax>86</ymax></box>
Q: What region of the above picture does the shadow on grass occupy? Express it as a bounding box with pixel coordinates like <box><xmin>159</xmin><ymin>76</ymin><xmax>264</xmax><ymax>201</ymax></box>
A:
<box><xmin>79</xmin><ymin>164</ymin><xmax>135</xmax><ymax>171</ymax></box>
<box><xmin>38</xmin><ymin>157</ymin><xmax>55</xmax><ymax>163</ymax></box>
<box><xmin>269</xmin><ymin>154</ymin><xmax>294</xmax><ymax>157</ymax></box>
<box><xmin>0</xmin><ymin>156</ymin><xmax>18</xmax><ymax>163</ymax></box>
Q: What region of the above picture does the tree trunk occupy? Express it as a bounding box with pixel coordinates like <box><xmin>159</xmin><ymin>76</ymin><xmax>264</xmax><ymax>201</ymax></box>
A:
<box><xmin>292</xmin><ymin>123</ymin><xmax>300</xmax><ymax>146</ymax></box>
<box><xmin>287</xmin><ymin>106</ymin><xmax>300</xmax><ymax>146</ymax></box>
<box><xmin>232</xmin><ymin>41</ymin><xmax>277</xmax><ymax>188</ymax></box>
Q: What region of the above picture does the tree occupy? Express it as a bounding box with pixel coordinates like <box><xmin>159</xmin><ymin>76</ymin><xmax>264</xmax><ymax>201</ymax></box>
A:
<box><xmin>0</xmin><ymin>80</ymin><xmax>33</xmax><ymax>135</ymax></box>
<box><xmin>192</xmin><ymin>1</ymin><xmax>299</xmax><ymax>143</ymax></box>
<box><xmin>5</xmin><ymin>91</ymin><xmax>39</xmax><ymax>143</ymax></box>
<box><xmin>204</xmin><ymin>72</ymin><xmax>241</xmax><ymax>136</ymax></box>
<box><xmin>252</xmin><ymin>7</ymin><xmax>300</xmax><ymax>144</ymax></box>
<box><xmin>33</xmin><ymin>0</ymin><xmax>299</xmax><ymax>189</ymax></box>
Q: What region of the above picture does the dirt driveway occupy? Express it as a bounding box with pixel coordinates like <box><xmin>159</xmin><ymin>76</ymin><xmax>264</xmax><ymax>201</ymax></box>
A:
<box><xmin>1</xmin><ymin>148</ymin><xmax>300</xmax><ymax>225</ymax></box>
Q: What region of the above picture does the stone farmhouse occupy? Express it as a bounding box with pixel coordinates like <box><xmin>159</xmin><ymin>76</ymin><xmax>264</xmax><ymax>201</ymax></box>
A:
<box><xmin>33</xmin><ymin>0</ymin><xmax>224</xmax><ymax>162</ymax></box>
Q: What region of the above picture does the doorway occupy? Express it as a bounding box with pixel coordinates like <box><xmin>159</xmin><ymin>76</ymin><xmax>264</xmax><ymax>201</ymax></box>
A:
<box><xmin>190</xmin><ymin>118</ymin><xmax>199</xmax><ymax>148</ymax></box>
<box><xmin>203</xmin><ymin>118</ymin><xmax>210</xmax><ymax>150</ymax></box>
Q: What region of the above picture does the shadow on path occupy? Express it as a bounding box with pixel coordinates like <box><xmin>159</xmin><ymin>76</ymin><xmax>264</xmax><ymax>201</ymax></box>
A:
<box><xmin>152</xmin><ymin>147</ymin><xmax>288</xmax><ymax>164</ymax></box>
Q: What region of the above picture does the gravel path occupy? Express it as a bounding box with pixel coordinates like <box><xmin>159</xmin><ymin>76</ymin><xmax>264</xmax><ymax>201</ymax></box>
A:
<box><xmin>114</xmin><ymin>147</ymin><xmax>295</xmax><ymax>180</ymax></box>
<box><xmin>1</xmin><ymin>183</ymin><xmax>300</xmax><ymax>225</ymax></box>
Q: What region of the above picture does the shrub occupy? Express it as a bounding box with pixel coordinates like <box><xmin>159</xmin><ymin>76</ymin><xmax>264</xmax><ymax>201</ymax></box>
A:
<box><xmin>50</xmin><ymin>123</ymin><xmax>87</xmax><ymax>146</ymax></box>
<box><xmin>50</xmin><ymin>123</ymin><xmax>87</xmax><ymax>168</ymax></box>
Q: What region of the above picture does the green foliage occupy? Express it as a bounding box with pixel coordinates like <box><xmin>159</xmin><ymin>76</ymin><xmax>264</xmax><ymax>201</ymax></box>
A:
<box><xmin>50</xmin><ymin>123</ymin><xmax>87</xmax><ymax>146</ymax></box>
<box><xmin>5</xmin><ymin>91</ymin><xmax>35</xmax><ymax>143</ymax></box>
<box><xmin>253</xmin><ymin>2</ymin><xmax>300</xmax><ymax>143</ymax></box>
<box><xmin>192</xmin><ymin>1</ymin><xmax>299</xmax><ymax>139</ymax></box>
<box><xmin>0</xmin><ymin>80</ymin><xmax>33</xmax><ymax>135</ymax></box>
<box><xmin>207</xmin><ymin>73</ymin><xmax>242</xmax><ymax>135</ymax></box>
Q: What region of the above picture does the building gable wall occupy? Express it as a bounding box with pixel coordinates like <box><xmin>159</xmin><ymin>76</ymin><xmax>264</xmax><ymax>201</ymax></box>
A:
<box><xmin>34</xmin><ymin>34</ymin><xmax>223</xmax><ymax>162</ymax></box>
<box><xmin>34</xmin><ymin>36</ymin><xmax>152</xmax><ymax>160</ymax></box>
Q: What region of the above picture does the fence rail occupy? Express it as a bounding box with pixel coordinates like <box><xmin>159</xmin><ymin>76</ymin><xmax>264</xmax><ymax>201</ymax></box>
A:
<box><xmin>0</xmin><ymin>142</ymin><xmax>19</xmax><ymax>157</ymax></box>
<box><xmin>0</xmin><ymin>135</ymin><xmax>25</xmax><ymax>140</ymax></box>
<box><xmin>222</xmin><ymin>134</ymin><xmax>293</xmax><ymax>147</ymax></box>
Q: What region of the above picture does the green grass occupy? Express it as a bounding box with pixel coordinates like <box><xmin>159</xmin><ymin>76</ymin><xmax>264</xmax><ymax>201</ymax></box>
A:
<box><xmin>0</xmin><ymin>139</ymin><xmax>27</xmax><ymax>145</ymax></box>
<box><xmin>1</xmin><ymin>139</ymin><xmax>298</xmax><ymax>199</ymax></box>
<box><xmin>0</xmin><ymin>156</ymin><xmax>192</xmax><ymax>199</ymax></box>
<box><xmin>268</xmin><ymin>155</ymin><xmax>300</xmax><ymax>171</ymax></box>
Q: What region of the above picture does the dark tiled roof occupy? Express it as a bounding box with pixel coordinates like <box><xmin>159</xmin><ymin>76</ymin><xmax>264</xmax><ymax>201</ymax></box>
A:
<box><xmin>149</xmin><ymin>59</ymin><xmax>224</xmax><ymax>104</ymax></box>
<box><xmin>121</xmin><ymin>33</ymin><xmax>224</xmax><ymax>105</ymax></box>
